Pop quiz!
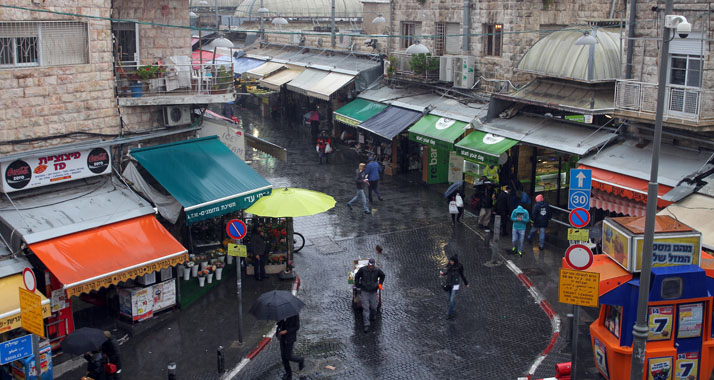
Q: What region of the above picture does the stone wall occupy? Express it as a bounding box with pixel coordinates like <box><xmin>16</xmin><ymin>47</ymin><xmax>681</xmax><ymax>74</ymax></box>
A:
<box><xmin>0</xmin><ymin>1</ymin><xmax>119</xmax><ymax>155</ymax></box>
<box><xmin>241</xmin><ymin>21</ymin><xmax>379</xmax><ymax>53</ymax></box>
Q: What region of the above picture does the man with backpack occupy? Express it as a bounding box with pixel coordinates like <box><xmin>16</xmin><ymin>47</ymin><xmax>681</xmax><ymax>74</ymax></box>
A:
<box><xmin>528</xmin><ymin>194</ymin><xmax>552</xmax><ymax>250</ymax></box>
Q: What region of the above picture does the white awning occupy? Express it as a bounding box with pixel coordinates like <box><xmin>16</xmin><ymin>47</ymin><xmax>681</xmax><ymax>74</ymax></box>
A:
<box><xmin>286</xmin><ymin>69</ymin><xmax>329</xmax><ymax>95</ymax></box>
<box><xmin>305</xmin><ymin>72</ymin><xmax>355</xmax><ymax>101</ymax></box>
<box><xmin>243</xmin><ymin>62</ymin><xmax>285</xmax><ymax>80</ymax></box>
<box><xmin>659</xmin><ymin>193</ymin><xmax>714</xmax><ymax>250</ymax></box>
<box><xmin>259</xmin><ymin>68</ymin><xmax>304</xmax><ymax>91</ymax></box>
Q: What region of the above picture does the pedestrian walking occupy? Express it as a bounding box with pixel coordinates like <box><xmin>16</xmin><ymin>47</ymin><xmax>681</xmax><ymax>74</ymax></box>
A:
<box><xmin>365</xmin><ymin>157</ymin><xmax>384</xmax><ymax>202</ymax></box>
<box><xmin>478</xmin><ymin>182</ymin><xmax>495</xmax><ymax>231</ymax></box>
<box><xmin>448</xmin><ymin>195</ymin><xmax>459</xmax><ymax>225</ymax></box>
<box><xmin>316</xmin><ymin>130</ymin><xmax>332</xmax><ymax>164</ymax></box>
<box><xmin>309</xmin><ymin>109</ymin><xmax>320</xmax><ymax>143</ymax></box>
<box><xmin>346</xmin><ymin>163</ymin><xmax>371</xmax><ymax>214</ymax></box>
<box><xmin>277</xmin><ymin>314</ymin><xmax>305</xmax><ymax>380</ymax></box>
<box><xmin>440</xmin><ymin>255</ymin><xmax>469</xmax><ymax>319</ymax></box>
<box><xmin>251</xmin><ymin>223</ymin><xmax>269</xmax><ymax>281</ymax></box>
<box><xmin>454</xmin><ymin>191</ymin><xmax>464</xmax><ymax>223</ymax></box>
<box><xmin>495</xmin><ymin>186</ymin><xmax>511</xmax><ymax>236</ymax></box>
<box><xmin>354</xmin><ymin>258</ymin><xmax>385</xmax><ymax>333</ymax></box>
<box><xmin>511</xmin><ymin>204</ymin><xmax>530</xmax><ymax>256</ymax></box>
<box><xmin>83</xmin><ymin>351</ymin><xmax>107</xmax><ymax>380</ymax></box>
<box><xmin>528</xmin><ymin>194</ymin><xmax>552</xmax><ymax>250</ymax></box>
<box><xmin>101</xmin><ymin>331</ymin><xmax>122</xmax><ymax>380</ymax></box>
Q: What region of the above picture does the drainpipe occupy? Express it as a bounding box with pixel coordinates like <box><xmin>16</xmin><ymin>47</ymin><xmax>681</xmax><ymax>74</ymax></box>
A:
<box><xmin>259</xmin><ymin>0</ymin><xmax>264</xmax><ymax>40</ymax></box>
<box><xmin>625</xmin><ymin>0</ymin><xmax>636</xmax><ymax>78</ymax></box>
<box><xmin>331</xmin><ymin>0</ymin><xmax>336</xmax><ymax>48</ymax></box>
<box><xmin>388</xmin><ymin>0</ymin><xmax>393</xmax><ymax>54</ymax></box>
<box><xmin>462</xmin><ymin>0</ymin><xmax>471</xmax><ymax>54</ymax></box>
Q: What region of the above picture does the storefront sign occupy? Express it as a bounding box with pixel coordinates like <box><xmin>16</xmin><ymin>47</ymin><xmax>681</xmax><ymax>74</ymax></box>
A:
<box><xmin>426</xmin><ymin>147</ymin><xmax>449</xmax><ymax>184</ymax></box>
<box><xmin>648</xmin><ymin>306</ymin><xmax>674</xmax><ymax>341</ymax></box>
<box><xmin>199</xmin><ymin>120</ymin><xmax>246</xmax><ymax>160</ymax></box>
<box><xmin>565</xmin><ymin>114</ymin><xmax>593</xmax><ymax>124</ymax></box>
<box><xmin>558</xmin><ymin>268</ymin><xmax>599</xmax><ymax>307</ymax></box>
<box><xmin>19</xmin><ymin>288</ymin><xmax>44</xmax><ymax>338</ymax></box>
<box><xmin>152</xmin><ymin>279</ymin><xmax>176</xmax><ymax>312</ymax></box>
<box><xmin>677</xmin><ymin>303</ymin><xmax>703</xmax><ymax>338</ymax></box>
<box><xmin>65</xmin><ymin>253</ymin><xmax>188</xmax><ymax>298</ymax></box>
<box><xmin>634</xmin><ymin>236</ymin><xmax>701</xmax><ymax>271</ymax></box>
<box><xmin>675</xmin><ymin>352</ymin><xmax>699</xmax><ymax>380</ymax></box>
<box><xmin>228</xmin><ymin>244</ymin><xmax>247</xmax><ymax>257</ymax></box>
<box><xmin>0</xmin><ymin>335</ymin><xmax>32</xmax><ymax>365</ymax></box>
<box><xmin>50</xmin><ymin>289</ymin><xmax>68</xmax><ymax>313</ymax></box>
<box><xmin>593</xmin><ymin>338</ymin><xmax>609</xmax><ymax>378</ymax></box>
<box><xmin>335</xmin><ymin>114</ymin><xmax>359</xmax><ymax>126</ymax></box>
<box><xmin>1</xmin><ymin>146</ymin><xmax>112</xmax><ymax>193</ymax></box>
<box><xmin>456</xmin><ymin>148</ymin><xmax>499</xmax><ymax>166</ymax></box>
<box><xmin>448</xmin><ymin>152</ymin><xmax>464</xmax><ymax>183</ymax></box>
<box><xmin>648</xmin><ymin>357</ymin><xmax>673</xmax><ymax>380</ymax></box>
<box><xmin>186</xmin><ymin>188</ymin><xmax>273</xmax><ymax>224</ymax></box>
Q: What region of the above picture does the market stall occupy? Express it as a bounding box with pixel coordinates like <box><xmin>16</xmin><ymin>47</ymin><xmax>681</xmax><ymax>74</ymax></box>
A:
<box><xmin>408</xmin><ymin>115</ymin><xmax>469</xmax><ymax>184</ymax></box>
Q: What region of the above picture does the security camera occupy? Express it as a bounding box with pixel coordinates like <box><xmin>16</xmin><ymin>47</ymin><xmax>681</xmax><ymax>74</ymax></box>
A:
<box><xmin>665</xmin><ymin>15</ymin><xmax>692</xmax><ymax>38</ymax></box>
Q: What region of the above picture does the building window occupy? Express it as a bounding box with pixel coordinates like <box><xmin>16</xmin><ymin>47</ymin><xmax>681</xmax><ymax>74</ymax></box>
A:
<box><xmin>401</xmin><ymin>22</ymin><xmax>421</xmax><ymax>49</ymax></box>
<box><xmin>435</xmin><ymin>22</ymin><xmax>460</xmax><ymax>55</ymax></box>
<box><xmin>483</xmin><ymin>23</ymin><xmax>503</xmax><ymax>56</ymax></box>
<box><xmin>669</xmin><ymin>54</ymin><xmax>702</xmax><ymax>88</ymax></box>
<box><xmin>112</xmin><ymin>21</ymin><xmax>140</xmax><ymax>65</ymax></box>
<box><xmin>0</xmin><ymin>22</ymin><xmax>88</xmax><ymax>68</ymax></box>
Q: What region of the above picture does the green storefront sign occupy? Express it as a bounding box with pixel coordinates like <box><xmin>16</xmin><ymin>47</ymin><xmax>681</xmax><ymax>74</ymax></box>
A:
<box><xmin>408</xmin><ymin>115</ymin><xmax>467</xmax><ymax>151</ymax></box>
<box><xmin>186</xmin><ymin>188</ymin><xmax>273</xmax><ymax>224</ymax></box>
<box><xmin>426</xmin><ymin>146</ymin><xmax>449</xmax><ymax>184</ymax></box>
<box><xmin>454</xmin><ymin>131</ymin><xmax>518</xmax><ymax>166</ymax></box>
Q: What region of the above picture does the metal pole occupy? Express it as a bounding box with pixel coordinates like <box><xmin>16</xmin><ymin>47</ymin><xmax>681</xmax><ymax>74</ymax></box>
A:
<box><xmin>217</xmin><ymin>345</ymin><xmax>225</xmax><ymax>373</ymax></box>
<box><xmin>387</xmin><ymin>0</ymin><xmax>392</xmax><ymax>54</ymax></box>
<box><xmin>572</xmin><ymin>305</ymin><xmax>580</xmax><ymax>380</ymax></box>
<box><xmin>490</xmin><ymin>215</ymin><xmax>501</xmax><ymax>263</ymax></box>
<box><xmin>259</xmin><ymin>0</ymin><xmax>264</xmax><ymax>40</ymax></box>
<box><xmin>215</xmin><ymin>0</ymin><xmax>219</xmax><ymax>31</ymax></box>
<box><xmin>629</xmin><ymin>0</ymin><xmax>672</xmax><ymax>377</ymax></box>
<box><xmin>331</xmin><ymin>0</ymin><xmax>336</xmax><ymax>48</ymax></box>
<box><xmin>236</xmin><ymin>238</ymin><xmax>243</xmax><ymax>343</ymax></box>
<box><xmin>198</xmin><ymin>17</ymin><xmax>204</xmax><ymax>93</ymax></box>
<box><xmin>167</xmin><ymin>362</ymin><xmax>177</xmax><ymax>380</ymax></box>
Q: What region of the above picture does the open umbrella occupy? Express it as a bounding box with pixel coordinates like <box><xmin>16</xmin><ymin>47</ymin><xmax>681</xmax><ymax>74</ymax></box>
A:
<box><xmin>444</xmin><ymin>181</ymin><xmax>464</xmax><ymax>199</ymax></box>
<box><xmin>245</xmin><ymin>187</ymin><xmax>335</xmax><ymax>218</ymax></box>
<box><xmin>60</xmin><ymin>327</ymin><xmax>107</xmax><ymax>355</ymax></box>
<box><xmin>249</xmin><ymin>290</ymin><xmax>305</xmax><ymax>321</ymax></box>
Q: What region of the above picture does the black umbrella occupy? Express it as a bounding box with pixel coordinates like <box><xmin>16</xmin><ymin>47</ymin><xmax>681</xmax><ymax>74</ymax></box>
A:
<box><xmin>60</xmin><ymin>327</ymin><xmax>107</xmax><ymax>355</ymax></box>
<box><xmin>443</xmin><ymin>181</ymin><xmax>464</xmax><ymax>199</ymax></box>
<box><xmin>249</xmin><ymin>290</ymin><xmax>304</xmax><ymax>321</ymax></box>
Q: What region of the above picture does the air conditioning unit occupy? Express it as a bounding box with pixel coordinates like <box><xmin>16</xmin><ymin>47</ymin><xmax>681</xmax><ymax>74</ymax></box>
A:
<box><xmin>163</xmin><ymin>105</ymin><xmax>191</xmax><ymax>127</ymax></box>
<box><xmin>452</xmin><ymin>56</ymin><xmax>476</xmax><ymax>89</ymax></box>
<box><xmin>439</xmin><ymin>56</ymin><xmax>454</xmax><ymax>82</ymax></box>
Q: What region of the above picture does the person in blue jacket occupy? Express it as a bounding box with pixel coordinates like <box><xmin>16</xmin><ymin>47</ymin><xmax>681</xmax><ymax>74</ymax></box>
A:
<box><xmin>364</xmin><ymin>157</ymin><xmax>383</xmax><ymax>202</ymax></box>
<box><xmin>511</xmin><ymin>205</ymin><xmax>530</xmax><ymax>257</ymax></box>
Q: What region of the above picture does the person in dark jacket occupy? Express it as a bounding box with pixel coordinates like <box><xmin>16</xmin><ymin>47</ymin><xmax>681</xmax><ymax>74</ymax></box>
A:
<box><xmin>101</xmin><ymin>331</ymin><xmax>121</xmax><ymax>379</ymax></box>
<box><xmin>251</xmin><ymin>223</ymin><xmax>270</xmax><ymax>280</ymax></box>
<box><xmin>528</xmin><ymin>194</ymin><xmax>552</xmax><ymax>250</ymax></box>
<box><xmin>494</xmin><ymin>186</ymin><xmax>512</xmax><ymax>236</ymax></box>
<box><xmin>346</xmin><ymin>163</ymin><xmax>371</xmax><ymax>214</ymax></box>
<box><xmin>354</xmin><ymin>258</ymin><xmax>385</xmax><ymax>332</ymax></box>
<box><xmin>440</xmin><ymin>255</ymin><xmax>469</xmax><ymax>319</ymax></box>
<box><xmin>316</xmin><ymin>130</ymin><xmax>331</xmax><ymax>164</ymax></box>
<box><xmin>364</xmin><ymin>157</ymin><xmax>383</xmax><ymax>202</ymax></box>
<box><xmin>478</xmin><ymin>182</ymin><xmax>495</xmax><ymax>231</ymax></box>
<box><xmin>276</xmin><ymin>314</ymin><xmax>304</xmax><ymax>380</ymax></box>
<box><xmin>83</xmin><ymin>350</ymin><xmax>107</xmax><ymax>380</ymax></box>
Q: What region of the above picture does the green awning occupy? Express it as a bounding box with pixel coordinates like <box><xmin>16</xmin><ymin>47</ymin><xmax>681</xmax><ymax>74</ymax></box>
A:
<box><xmin>334</xmin><ymin>98</ymin><xmax>387</xmax><ymax>127</ymax></box>
<box><xmin>408</xmin><ymin>115</ymin><xmax>467</xmax><ymax>150</ymax></box>
<box><xmin>454</xmin><ymin>131</ymin><xmax>518</xmax><ymax>166</ymax></box>
<box><xmin>130</xmin><ymin>136</ymin><xmax>272</xmax><ymax>224</ymax></box>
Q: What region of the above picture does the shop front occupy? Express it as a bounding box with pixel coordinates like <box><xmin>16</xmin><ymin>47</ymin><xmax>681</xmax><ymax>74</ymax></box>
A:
<box><xmin>408</xmin><ymin>115</ymin><xmax>469</xmax><ymax>184</ymax></box>
<box><xmin>129</xmin><ymin>136</ymin><xmax>272</xmax><ymax>308</ymax></box>
<box><xmin>356</xmin><ymin>106</ymin><xmax>422</xmax><ymax>175</ymax></box>
<box><xmin>333</xmin><ymin>98</ymin><xmax>387</xmax><ymax>146</ymax></box>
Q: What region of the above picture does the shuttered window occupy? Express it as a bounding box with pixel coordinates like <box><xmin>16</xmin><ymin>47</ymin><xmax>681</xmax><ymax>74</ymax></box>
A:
<box><xmin>0</xmin><ymin>22</ymin><xmax>89</xmax><ymax>68</ymax></box>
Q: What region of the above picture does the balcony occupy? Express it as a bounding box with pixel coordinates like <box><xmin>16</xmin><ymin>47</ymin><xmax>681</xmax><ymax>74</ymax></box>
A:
<box><xmin>614</xmin><ymin>79</ymin><xmax>714</xmax><ymax>130</ymax></box>
<box><xmin>115</xmin><ymin>63</ymin><xmax>235</xmax><ymax>107</ymax></box>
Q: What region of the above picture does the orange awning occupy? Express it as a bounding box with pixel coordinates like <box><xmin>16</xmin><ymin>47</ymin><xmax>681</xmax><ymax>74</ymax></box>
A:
<box><xmin>579</xmin><ymin>165</ymin><xmax>673</xmax><ymax>209</ymax></box>
<box><xmin>29</xmin><ymin>215</ymin><xmax>188</xmax><ymax>298</ymax></box>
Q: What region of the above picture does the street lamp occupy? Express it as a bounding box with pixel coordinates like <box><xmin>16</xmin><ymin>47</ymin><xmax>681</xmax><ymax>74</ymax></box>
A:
<box><xmin>574</xmin><ymin>29</ymin><xmax>598</xmax><ymax>82</ymax></box>
<box><xmin>405</xmin><ymin>41</ymin><xmax>429</xmax><ymax>54</ymax></box>
<box><xmin>271</xmin><ymin>17</ymin><xmax>288</xmax><ymax>32</ymax></box>
<box><xmin>628</xmin><ymin>1</ymin><xmax>691</xmax><ymax>378</ymax></box>
<box><xmin>257</xmin><ymin>3</ymin><xmax>268</xmax><ymax>40</ymax></box>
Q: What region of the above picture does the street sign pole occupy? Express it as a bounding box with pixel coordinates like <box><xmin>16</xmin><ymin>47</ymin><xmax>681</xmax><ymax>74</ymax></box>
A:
<box><xmin>236</xmin><ymin>237</ymin><xmax>243</xmax><ymax>344</ymax></box>
<box><xmin>572</xmin><ymin>305</ymin><xmax>579</xmax><ymax>380</ymax></box>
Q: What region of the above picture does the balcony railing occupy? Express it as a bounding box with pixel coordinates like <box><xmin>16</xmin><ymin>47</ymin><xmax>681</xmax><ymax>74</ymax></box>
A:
<box><xmin>114</xmin><ymin>63</ymin><xmax>235</xmax><ymax>102</ymax></box>
<box><xmin>388</xmin><ymin>53</ymin><xmax>441</xmax><ymax>82</ymax></box>
<box><xmin>614</xmin><ymin>79</ymin><xmax>714</xmax><ymax>125</ymax></box>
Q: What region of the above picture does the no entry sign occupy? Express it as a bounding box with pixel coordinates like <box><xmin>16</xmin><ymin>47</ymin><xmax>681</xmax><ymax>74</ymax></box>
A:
<box><xmin>569</xmin><ymin>208</ymin><xmax>591</xmax><ymax>228</ymax></box>
<box><xmin>226</xmin><ymin>219</ymin><xmax>247</xmax><ymax>240</ymax></box>
<box><xmin>565</xmin><ymin>244</ymin><xmax>594</xmax><ymax>271</ymax></box>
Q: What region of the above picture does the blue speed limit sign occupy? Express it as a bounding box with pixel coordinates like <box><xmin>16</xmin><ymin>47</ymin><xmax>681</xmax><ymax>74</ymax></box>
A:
<box><xmin>568</xmin><ymin>190</ymin><xmax>590</xmax><ymax>210</ymax></box>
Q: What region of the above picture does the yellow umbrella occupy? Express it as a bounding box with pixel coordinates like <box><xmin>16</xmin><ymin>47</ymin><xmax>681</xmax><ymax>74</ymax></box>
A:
<box><xmin>244</xmin><ymin>187</ymin><xmax>336</xmax><ymax>217</ymax></box>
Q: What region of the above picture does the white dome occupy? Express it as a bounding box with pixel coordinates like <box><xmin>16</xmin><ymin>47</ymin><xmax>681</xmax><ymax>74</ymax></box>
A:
<box><xmin>235</xmin><ymin>0</ymin><xmax>363</xmax><ymax>19</ymax></box>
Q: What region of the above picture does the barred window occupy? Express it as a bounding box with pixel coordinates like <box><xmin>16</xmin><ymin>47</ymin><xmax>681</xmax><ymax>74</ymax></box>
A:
<box><xmin>0</xmin><ymin>21</ymin><xmax>89</xmax><ymax>68</ymax></box>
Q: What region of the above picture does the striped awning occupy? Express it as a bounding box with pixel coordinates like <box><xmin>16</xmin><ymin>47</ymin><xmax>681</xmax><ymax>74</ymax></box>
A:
<box><xmin>591</xmin><ymin>189</ymin><xmax>647</xmax><ymax>217</ymax></box>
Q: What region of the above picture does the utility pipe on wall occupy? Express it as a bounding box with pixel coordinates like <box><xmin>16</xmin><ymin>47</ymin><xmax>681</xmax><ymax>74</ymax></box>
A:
<box><xmin>462</xmin><ymin>0</ymin><xmax>471</xmax><ymax>54</ymax></box>
<box><xmin>625</xmin><ymin>0</ymin><xmax>636</xmax><ymax>78</ymax></box>
<box><xmin>331</xmin><ymin>0</ymin><xmax>336</xmax><ymax>48</ymax></box>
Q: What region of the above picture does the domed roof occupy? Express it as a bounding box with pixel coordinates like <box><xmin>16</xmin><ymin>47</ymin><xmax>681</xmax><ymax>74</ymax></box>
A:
<box><xmin>516</xmin><ymin>27</ymin><xmax>622</xmax><ymax>82</ymax></box>
<box><xmin>235</xmin><ymin>0</ymin><xmax>363</xmax><ymax>19</ymax></box>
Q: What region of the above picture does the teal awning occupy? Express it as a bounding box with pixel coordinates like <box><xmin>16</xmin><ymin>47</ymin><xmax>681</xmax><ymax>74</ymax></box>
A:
<box><xmin>130</xmin><ymin>136</ymin><xmax>272</xmax><ymax>224</ymax></box>
<box><xmin>334</xmin><ymin>98</ymin><xmax>387</xmax><ymax>126</ymax></box>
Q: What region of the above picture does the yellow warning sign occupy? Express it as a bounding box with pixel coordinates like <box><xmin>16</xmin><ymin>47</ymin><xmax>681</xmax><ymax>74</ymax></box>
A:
<box><xmin>228</xmin><ymin>244</ymin><xmax>247</xmax><ymax>257</ymax></box>
<box><xmin>568</xmin><ymin>228</ymin><xmax>590</xmax><ymax>242</ymax></box>
<box><xmin>19</xmin><ymin>288</ymin><xmax>45</xmax><ymax>338</ymax></box>
<box><xmin>558</xmin><ymin>269</ymin><xmax>600</xmax><ymax>308</ymax></box>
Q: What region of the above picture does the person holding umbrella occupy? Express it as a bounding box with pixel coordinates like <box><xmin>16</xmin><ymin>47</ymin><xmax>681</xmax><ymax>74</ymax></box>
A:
<box><xmin>61</xmin><ymin>327</ymin><xmax>110</xmax><ymax>380</ymax></box>
<box><xmin>277</xmin><ymin>314</ymin><xmax>305</xmax><ymax>380</ymax></box>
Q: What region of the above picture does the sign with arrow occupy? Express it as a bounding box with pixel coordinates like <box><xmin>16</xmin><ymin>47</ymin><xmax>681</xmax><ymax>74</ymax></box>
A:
<box><xmin>569</xmin><ymin>169</ymin><xmax>592</xmax><ymax>210</ymax></box>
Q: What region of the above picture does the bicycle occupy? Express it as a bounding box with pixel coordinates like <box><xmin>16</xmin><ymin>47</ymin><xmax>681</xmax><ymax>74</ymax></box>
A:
<box><xmin>293</xmin><ymin>232</ymin><xmax>305</xmax><ymax>253</ymax></box>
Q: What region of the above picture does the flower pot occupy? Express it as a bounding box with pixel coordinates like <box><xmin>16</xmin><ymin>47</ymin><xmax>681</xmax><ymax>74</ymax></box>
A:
<box><xmin>183</xmin><ymin>266</ymin><xmax>191</xmax><ymax>281</ymax></box>
<box><xmin>218</xmin><ymin>255</ymin><xmax>226</xmax><ymax>263</ymax></box>
<box><xmin>226</xmin><ymin>255</ymin><xmax>234</xmax><ymax>265</ymax></box>
<box><xmin>215</xmin><ymin>268</ymin><xmax>223</xmax><ymax>280</ymax></box>
<box><xmin>191</xmin><ymin>265</ymin><xmax>199</xmax><ymax>277</ymax></box>
<box><xmin>207</xmin><ymin>273</ymin><xmax>214</xmax><ymax>283</ymax></box>
<box><xmin>201</xmin><ymin>261</ymin><xmax>209</xmax><ymax>270</ymax></box>
<box><xmin>130</xmin><ymin>83</ymin><xmax>143</xmax><ymax>97</ymax></box>
<box><xmin>198</xmin><ymin>276</ymin><xmax>206</xmax><ymax>287</ymax></box>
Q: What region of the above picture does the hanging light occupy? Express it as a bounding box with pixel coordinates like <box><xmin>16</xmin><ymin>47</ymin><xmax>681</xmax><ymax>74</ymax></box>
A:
<box><xmin>372</xmin><ymin>14</ymin><xmax>386</xmax><ymax>24</ymax></box>
<box><xmin>189</xmin><ymin>11</ymin><xmax>198</xmax><ymax>17</ymax></box>
<box><xmin>206</xmin><ymin>35</ymin><xmax>234</xmax><ymax>49</ymax></box>
<box><xmin>575</xmin><ymin>31</ymin><xmax>598</xmax><ymax>46</ymax></box>
<box><xmin>405</xmin><ymin>41</ymin><xmax>429</xmax><ymax>54</ymax></box>
<box><xmin>271</xmin><ymin>17</ymin><xmax>289</xmax><ymax>25</ymax></box>
<box><xmin>257</xmin><ymin>7</ymin><xmax>269</xmax><ymax>14</ymax></box>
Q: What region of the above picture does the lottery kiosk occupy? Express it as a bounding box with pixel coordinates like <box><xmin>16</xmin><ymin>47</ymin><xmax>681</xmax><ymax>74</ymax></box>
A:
<box><xmin>573</xmin><ymin>215</ymin><xmax>714</xmax><ymax>380</ymax></box>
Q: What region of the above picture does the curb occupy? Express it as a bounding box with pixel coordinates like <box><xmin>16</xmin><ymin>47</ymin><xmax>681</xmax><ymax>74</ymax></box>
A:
<box><xmin>222</xmin><ymin>275</ymin><xmax>302</xmax><ymax>380</ymax></box>
<box><xmin>505</xmin><ymin>260</ymin><xmax>561</xmax><ymax>380</ymax></box>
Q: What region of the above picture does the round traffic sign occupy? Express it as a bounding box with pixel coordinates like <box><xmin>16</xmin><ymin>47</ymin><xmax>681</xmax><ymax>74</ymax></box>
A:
<box><xmin>569</xmin><ymin>190</ymin><xmax>590</xmax><ymax>209</ymax></box>
<box><xmin>226</xmin><ymin>219</ymin><xmax>247</xmax><ymax>240</ymax></box>
<box><xmin>565</xmin><ymin>244</ymin><xmax>594</xmax><ymax>270</ymax></box>
<box><xmin>22</xmin><ymin>267</ymin><xmax>36</xmax><ymax>293</ymax></box>
<box><xmin>569</xmin><ymin>208</ymin><xmax>591</xmax><ymax>228</ymax></box>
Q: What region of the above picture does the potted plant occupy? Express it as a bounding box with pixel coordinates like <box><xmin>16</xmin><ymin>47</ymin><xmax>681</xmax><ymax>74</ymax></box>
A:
<box><xmin>197</xmin><ymin>269</ymin><xmax>207</xmax><ymax>287</ymax></box>
<box><xmin>199</xmin><ymin>255</ymin><xmax>209</xmax><ymax>270</ymax></box>
<box><xmin>408</xmin><ymin>53</ymin><xmax>439</xmax><ymax>76</ymax></box>
<box><xmin>215</xmin><ymin>262</ymin><xmax>225</xmax><ymax>280</ymax></box>
<box><xmin>136</xmin><ymin>64</ymin><xmax>166</xmax><ymax>93</ymax></box>
<box><xmin>206</xmin><ymin>266</ymin><xmax>215</xmax><ymax>284</ymax></box>
<box><xmin>213</xmin><ymin>65</ymin><xmax>233</xmax><ymax>94</ymax></box>
<box><xmin>184</xmin><ymin>261</ymin><xmax>194</xmax><ymax>280</ymax></box>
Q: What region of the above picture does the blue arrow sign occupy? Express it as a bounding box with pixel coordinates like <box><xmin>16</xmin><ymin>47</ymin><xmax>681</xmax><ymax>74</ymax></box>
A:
<box><xmin>569</xmin><ymin>169</ymin><xmax>592</xmax><ymax>191</ymax></box>
<box><xmin>569</xmin><ymin>190</ymin><xmax>591</xmax><ymax>210</ymax></box>
<box><xmin>0</xmin><ymin>335</ymin><xmax>32</xmax><ymax>365</ymax></box>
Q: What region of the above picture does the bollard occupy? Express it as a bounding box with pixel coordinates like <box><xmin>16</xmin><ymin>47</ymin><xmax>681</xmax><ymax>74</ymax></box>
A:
<box><xmin>490</xmin><ymin>215</ymin><xmax>502</xmax><ymax>263</ymax></box>
<box><xmin>566</xmin><ymin>313</ymin><xmax>574</xmax><ymax>344</ymax></box>
<box><xmin>168</xmin><ymin>361</ymin><xmax>177</xmax><ymax>380</ymax></box>
<box><xmin>217</xmin><ymin>345</ymin><xmax>225</xmax><ymax>373</ymax></box>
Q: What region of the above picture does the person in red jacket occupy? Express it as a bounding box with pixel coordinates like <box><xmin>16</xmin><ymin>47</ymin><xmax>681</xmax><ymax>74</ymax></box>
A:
<box><xmin>316</xmin><ymin>130</ymin><xmax>331</xmax><ymax>164</ymax></box>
